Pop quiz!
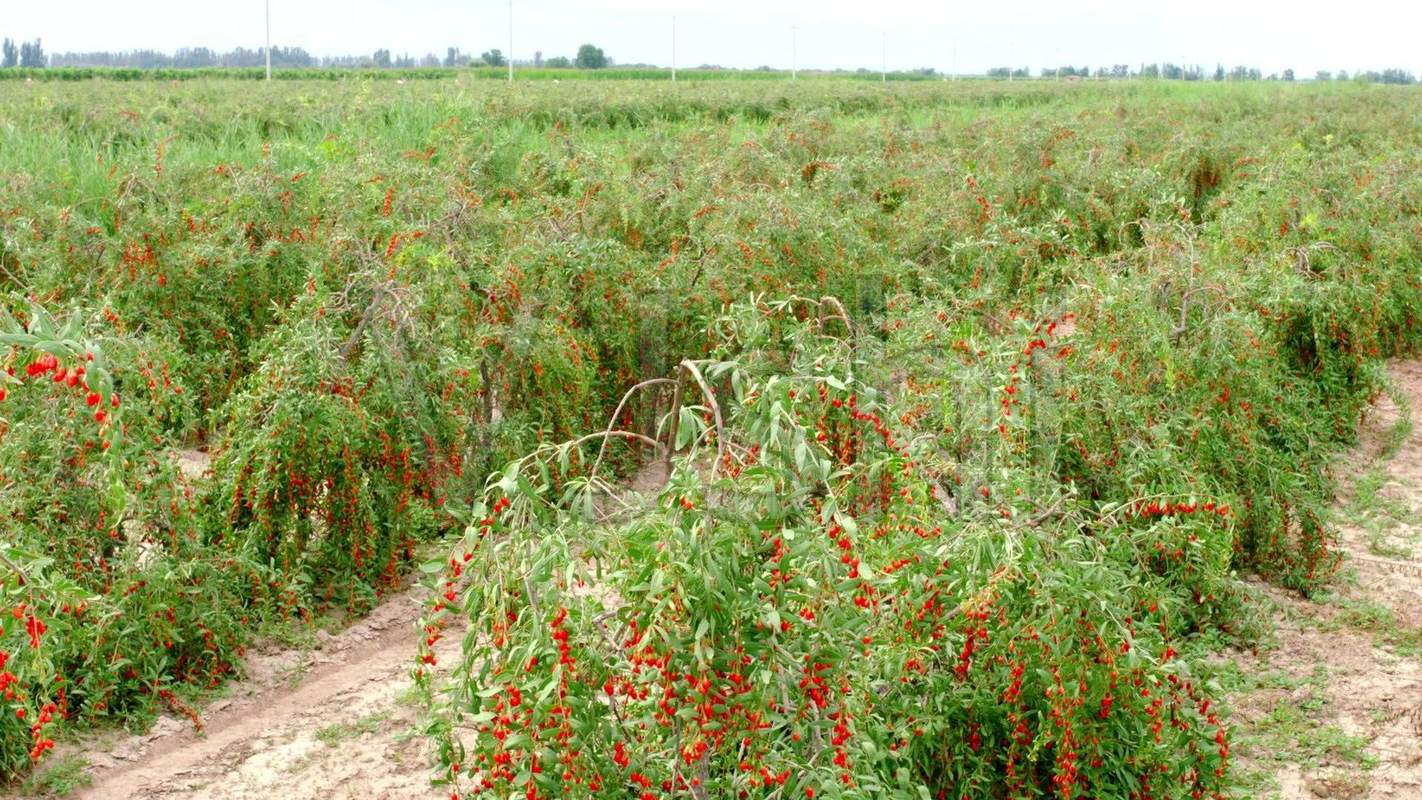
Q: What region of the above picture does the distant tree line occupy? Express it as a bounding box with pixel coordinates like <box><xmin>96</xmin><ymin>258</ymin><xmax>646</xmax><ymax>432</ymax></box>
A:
<box><xmin>2</xmin><ymin>38</ymin><xmax>617</xmax><ymax>71</ymax></box>
<box><xmin>42</xmin><ymin>45</ymin><xmax>473</xmax><ymax>70</ymax></box>
<box><xmin>990</xmin><ymin>62</ymin><xmax>1416</xmax><ymax>84</ymax></box>
<box><xmin>1</xmin><ymin>34</ymin><xmax>1416</xmax><ymax>85</ymax></box>
<box><xmin>1</xmin><ymin>38</ymin><xmax>46</xmax><ymax>67</ymax></box>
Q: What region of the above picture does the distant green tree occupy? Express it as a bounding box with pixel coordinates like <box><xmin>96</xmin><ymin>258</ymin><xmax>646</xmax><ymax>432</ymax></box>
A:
<box><xmin>372</xmin><ymin>48</ymin><xmax>391</xmax><ymax>68</ymax></box>
<box><xmin>1</xmin><ymin>38</ymin><xmax>17</xmax><ymax>68</ymax></box>
<box><xmin>445</xmin><ymin>47</ymin><xmax>465</xmax><ymax>67</ymax></box>
<box><xmin>545</xmin><ymin>55</ymin><xmax>571</xmax><ymax>68</ymax></box>
<box><xmin>1282</xmin><ymin>68</ymin><xmax>1295</xmax><ymax>81</ymax></box>
<box><xmin>574</xmin><ymin>44</ymin><xmax>608</xmax><ymax>69</ymax></box>
<box><xmin>18</xmin><ymin>38</ymin><xmax>44</xmax><ymax>68</ymax></box>
<box><xmin>480</xmin><ymin>49</ymin><xmax>505</xmax><ymax>67</ymax></box>
<box><xmin>1213</xmin><ymin>64</ymin><xmax>1225</xmax><ymax>81</ymax></box>
<box><xmin>1315</xmin><ymin>70</ymin><xmax>1332</xmax><ymax>81</ymax></box>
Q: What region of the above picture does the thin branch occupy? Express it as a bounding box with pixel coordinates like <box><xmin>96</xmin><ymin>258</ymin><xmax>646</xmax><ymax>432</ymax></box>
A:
<box><xmin>816</xmin><ymin>295</ymin><xmax>854</xmax><ymax>337</ymax></box>
<box><xmin>338</xmin><ymin>282</ymin><xmax>391</xmax><ymax>361</ymax></box>
<box><xmin>1170</xmin><ymin>285</ymin><xmax>1195</xmax><ymax>343</ymax></box>
<box><xmin>1024</xmin><ymin>496</ymin><xmax>1068</xmax><ymax>528</ymax></box>
<box><xmin>0</xmin><ymin>550</ymin><xmax>28</xmax><ymax>582</ymax></box>
<box><xmin>589</xmin><ymin>378</ymin><xmax>677</xmax><ymax>482</ymax></box>
<box><xmin>567</xmin><ymin>429</ymin><xmax>667</xmax><ymax>454</ymax></box>
<box><xmin>590</xmin><ymin>615</ymin><xmax>634</xmax><ymax>741</ymax></box>
<box><xmin>677</xmin><ymin>360</ymin><xmax>727</xmax><ymax>478</ymax></box>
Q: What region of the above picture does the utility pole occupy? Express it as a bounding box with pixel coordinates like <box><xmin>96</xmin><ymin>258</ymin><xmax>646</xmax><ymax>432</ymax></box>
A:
<box><xmin>671</xmin><ymin>16</ymin><xmax>677</xmax><ymax>82</ymax></box>
<box><xmin>265</xmin><ymin>0</ymin><xmax>272</xmax><ymax>81</ymax></box>
<box><xmin>507</xmin><ymin>0</ymin><xmax>514</xmax><ymax>82</ymax></box>
<box><xmin>791</xmin><ymin>26</ymin><xmax>797</xmax><ymax>80</ymax></box>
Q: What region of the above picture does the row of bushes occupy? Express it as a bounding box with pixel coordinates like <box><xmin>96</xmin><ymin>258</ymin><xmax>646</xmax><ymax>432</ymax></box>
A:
<box><xmin>1</xmin><ymin>79</ymin><xmax>1420</xmax><ymax>790</ymax></box>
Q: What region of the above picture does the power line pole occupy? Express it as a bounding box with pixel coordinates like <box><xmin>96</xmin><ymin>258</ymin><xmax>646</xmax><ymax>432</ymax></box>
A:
<box><xmin>265</xmin><ymin>0</ymin><xmax>272</xmax><ymax>81</ymax></box>
<box><xmin>791</xmin><ymin>26</ymin><xmax>797</xmax><ymax>80</ymax></box>
<box><xmin>507</xmin><ymin>0</ymin><xmax>514</xmax><ymax>82</ymax></box>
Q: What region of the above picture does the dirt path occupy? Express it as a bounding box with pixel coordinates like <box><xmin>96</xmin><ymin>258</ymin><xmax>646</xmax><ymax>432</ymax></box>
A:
<box><xmin>14</xmin><ymin>449</ymin><xmax>464</xmax><ymax>800</ymax></box>
<box><xmin>63</xmin><ymin>580</ymin><xmax>463</xmax><ymax>800</ymax></box>
<box><xmin>1229</xmin><ymin>360</ymin><xmax>1422</xmax><ymax>799</ymax></box>
<box><xmin>21</xmin><ymin>454</ymin><xmax>671</xmax><ymax>800</ymax></box>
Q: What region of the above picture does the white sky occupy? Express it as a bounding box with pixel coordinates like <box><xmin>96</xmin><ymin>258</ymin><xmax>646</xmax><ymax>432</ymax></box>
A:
<box><xmin>5</xmin><ymin>0</ymin><xmax>1418</xmax><ymax>76</ymax></box>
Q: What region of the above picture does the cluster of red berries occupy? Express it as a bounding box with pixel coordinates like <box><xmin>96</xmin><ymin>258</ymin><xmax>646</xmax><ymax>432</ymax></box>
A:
<box><xmin>1</xmin><ymin>606</ymin><xmax>61</xmax><ymax>761</ymax></box>
<box><xmin>5</xmin><ymin>352</ymin><xmax>119</xmax><ymax>424</ymax></box>
<box><xmin>1126</xmin><ymin>499</ymin><xmax>1232</xmax><ymax>522</ymax></box>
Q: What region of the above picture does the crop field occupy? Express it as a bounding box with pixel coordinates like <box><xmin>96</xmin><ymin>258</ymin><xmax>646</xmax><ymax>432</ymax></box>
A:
<box><xmin>1</xmin><ymin>78</ymin><xmax>1422</xmax><ymax>799</ymax></box>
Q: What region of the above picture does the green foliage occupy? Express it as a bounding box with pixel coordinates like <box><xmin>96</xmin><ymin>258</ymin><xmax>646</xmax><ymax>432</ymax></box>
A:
<box><xmin>416</xmin><ymin>302</ymin><xmax>1233</xmax><ymax>798</ymax></box>
<box><xmin>0</xmin><ymin>308</ymin><xmax>269</xmax><ymax>779</ymax></box>
<box><xmin>574</xmin><ymin>44</ymin><xmax>609</xmax><ymax>70</ymax></box>
<box><xmin>206</xmin><ymin>286</ymin><xmax>471</xmax><ymax>610</ymax></box>
<box><xmin>2</xmin><ymin>78</ymin><xmax>1421</xmax><ymax>791</ymax></box>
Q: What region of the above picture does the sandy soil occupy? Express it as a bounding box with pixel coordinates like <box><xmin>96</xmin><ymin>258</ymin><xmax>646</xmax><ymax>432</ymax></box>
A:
<box><xmin>1230</xmin><ymin>360</ymin><xmax>1422</xmax><ymax>799</ymax></box>
<box><xmin>64</xmin><ymin>578</ymin><xmax>465</xmax><ymax>800</ymax></box>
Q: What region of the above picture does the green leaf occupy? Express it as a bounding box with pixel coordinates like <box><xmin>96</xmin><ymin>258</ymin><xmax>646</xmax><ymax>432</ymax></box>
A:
<box><xmin>676</xmin><ymin>406</ymin><xmax>699</xmax><ymax>449</ymax></box>
<box><xmin>764</xmin><ymin>607</ymin><xmax>780</xmax><ymax>630</ymax></box>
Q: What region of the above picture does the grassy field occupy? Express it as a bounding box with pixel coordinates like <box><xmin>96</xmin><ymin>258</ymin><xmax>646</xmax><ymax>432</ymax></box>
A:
<box><xmin>1</xmin><ymin>77</ymin><xmax>1420</xmax><ymax>797</ymax></box>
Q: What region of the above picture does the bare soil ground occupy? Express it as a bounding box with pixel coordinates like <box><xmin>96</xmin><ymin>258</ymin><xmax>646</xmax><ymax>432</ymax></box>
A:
<box><xmin>1229</xmin><ymin>360</ymin><xmax>1422</xmax><ymax>799</ymax></box>
<box><xmin>60</xmin><ymin>577</ymin><xmax>465</xmax><ymax>800</ymax></box>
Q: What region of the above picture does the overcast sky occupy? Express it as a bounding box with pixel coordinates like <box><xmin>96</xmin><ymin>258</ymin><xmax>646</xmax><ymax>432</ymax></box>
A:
<box><xmin>5</xmin><ymin>1</ymin><xmax>1418</xmax><ymax>76</ymax></box>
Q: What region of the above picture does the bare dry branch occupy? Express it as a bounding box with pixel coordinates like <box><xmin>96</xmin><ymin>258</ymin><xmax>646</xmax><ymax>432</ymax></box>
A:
<box><xmin>590</xmin><ymin>377</ymin><xmax>678</xmax><ymax>482</ymax></box>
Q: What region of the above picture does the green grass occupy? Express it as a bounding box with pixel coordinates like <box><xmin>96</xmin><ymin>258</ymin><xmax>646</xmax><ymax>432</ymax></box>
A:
<box><xmin>1379</xmin><ymin>378</ymin><xmax>1415</xmax><ymax>460</ymax></box>
<box><xmin>1339</xmin><ymin>466</ymin><xmax>1421</xmax><ymax>557</ymax></box>
<box><xmin>1225</xmin><ymin>665</ymin><xmax>1375</xmax><ymax>791</ymax></box>
<box><xmin>16</xmin><ymin>754</ymin><xmax>92</xmax><ymax>798</ymax></box>
<box><xmin>1318</xmin><ymin>598</ymin><xmax>1422</xmax><ymax>654</ymax></box>
<box><xmin>314</xmin><ymin>711</ymin><xmax>391</xmax><ymax>746</ymax></box>
<box><xmin>1334</xmin><ymin>378</ymin><xmax>1418</xmax><ymax>556</ymax></box>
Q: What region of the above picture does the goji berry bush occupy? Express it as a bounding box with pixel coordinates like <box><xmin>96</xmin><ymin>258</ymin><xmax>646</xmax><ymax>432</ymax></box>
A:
<box><xmin>416</xmin><ymin>301</ymin><xmax>1236</xmax><ymax>799</ymax></box>
<box><xmin>2</xmin><ymin>77</ymin><xmax>1421</xmax><ymax>792</ymax></box>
